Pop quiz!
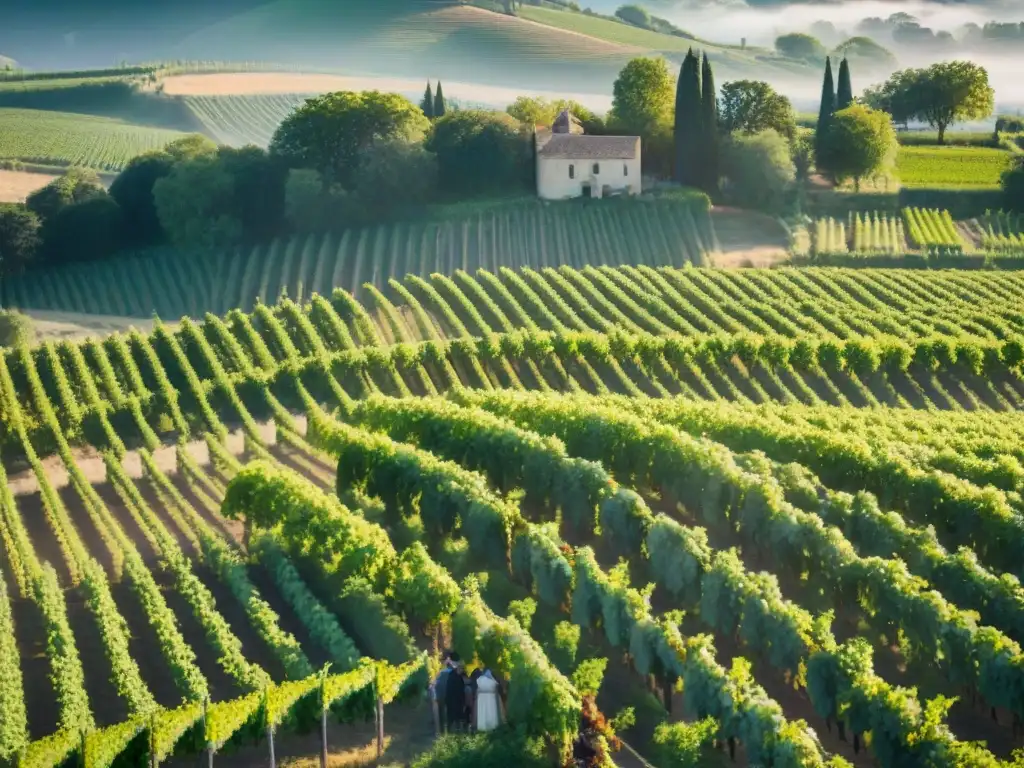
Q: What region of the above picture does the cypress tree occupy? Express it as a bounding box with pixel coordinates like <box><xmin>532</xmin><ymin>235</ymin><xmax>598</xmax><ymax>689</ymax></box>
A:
<box><xmin>836</xmin><ymin>58</ymin><xmax>853</xmax><ymax>111</ymax></box>
<box><xmin>814</xmin><ymin>57</ymin><xmax>836</xmax><ymax>172</ymax></box>
<box><xmin>420</xmin><ymin>82</ymin><xmax>434</xmax><ymax>119</ymax></box>
<box><xmin>674</xmin><ymin>49</ymin><xmax>702</xmax><ymax>187</ymax></box>
<box><xmin>700</xmin><ymin>53</ymin><xmax>719</xmax><ymax>193</ymax></box>
<box><xmin>434</xmin><ymin>82</ymin><xmax>446</xmax><ymax>119</ymax></box>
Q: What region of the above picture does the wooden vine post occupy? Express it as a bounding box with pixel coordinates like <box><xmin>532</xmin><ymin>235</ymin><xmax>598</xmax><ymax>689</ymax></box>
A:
<box><xmin>319</xmin><ymin>665</ymin><xmax>331</xmax><ymax>768</ymax></box>
<box><xmin>374</xmin><ymin>666</ymin><xmax>384</xmax><ymax>759</ymax></box>
<box><xmin>203</xmin><ymin>696</ymin><xmax>213</xmax><ymax>768</ymax></box>
<box><xmin>266</xmin><ymin>687</ymin><xmax>276</xmax><ymax>768</ymax></box>
<box><xmin>149</xmin><ymin>712</ymin><xmax>158</xmax><ymax>768</ymax></box>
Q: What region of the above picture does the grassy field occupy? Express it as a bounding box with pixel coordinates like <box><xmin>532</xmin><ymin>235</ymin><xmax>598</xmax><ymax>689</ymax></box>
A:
<box><xmin>515</xmin><ymin>5</ymin><xmax>813</xmax><ymax>77</ymax></box>
<box><xmin>183</xmin><ymin>93</ymin><xmax>308</xmax><ymax>147</ymax></box>
<box><xmin>0</xmin><ymin>196</ymin><xmax>715</xmax><ymax>318</ymax></box>
<box><xmin>0</xmin><ymin>108</ymin><xmax>190</xmax><ymax>171</ymax></box>
<box><xmin>896</xmin><ymin>145</ymin><xmax>1014</xmax><ymax>188</ymax></box>
<box><xmin>4</xmin><ymin>265</ymin><xmax>1024</xmax><ymax>766</ymax></box>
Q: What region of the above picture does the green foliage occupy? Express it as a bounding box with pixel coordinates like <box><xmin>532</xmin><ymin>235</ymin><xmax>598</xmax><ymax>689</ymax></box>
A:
<box><xmin>775</xmin><ymin>33</ymin><xmax>826</xmax><ymax>62</ymax></box>
<box><xmin>38</xmin><ymin>193</ymin><xmax>124</xmax><ymax>264</ymax></box>
<box><xmin>507</xmin><ymin>597</ymin><xmax>537</xmax><ymax>631</ymax></box>
<box><xmin>410</xmin><ymin>730</ymin><xmax>549</xmax><ymax>768</ymax></box>
<box><xmin>571</xmin><ymin>657</ymin><xmax>608</xmax><ymax>697</ymax></box>
<box><xmin>722</xmin><ymin>129</ymin><xmax>795</xmax><ymax>213</ymax></box>
<box><xmin>0</xmin><ymin>573</ymin><xmax>27</xmax><ymax>762</ymax></box>
<box><xmin>897</xmin><ymin>145</ymin><xmax>1012</xmax><ymax>189</ymax></box>
<box><xmin>270</xmin><ymin>90</ymin><xmax>430</xmax><ymax>187</ymax></box>
<box><xmin>351</xmin><ymin>139</ymin><xmax>437</xmax><ymax>219</ymax></box>
<box><xmin>869</xmin><ymin>61</ymin><xmax>995</xmax><ymax>143</ymax></box>
<box><xmin>610</xmin><ymin>56</ymin><xmax>675</xmax><ymax>137</ymax></box>
<box><xmin>506</xmin><ymin>96</ymin><xmax>603</xmax><ymax>132</ymax></box>
<box><xmin>108</xmin><ymin>151</ymin><xmax>174</xmax><ymax>246</ymax></box>
<box><xmin>836</xmin><ymin>58</ymin><xmax>853</xmax><ymax>111</ymax></box>
<box><xmin>819</xmin><ymin>104</ymin><xmax>897</xmax><ymax>189</ymax></box>
<box><xmin>25</xmin><ymin>167</ymin><xmax>104</xmax><ymax>222</ymax></box>
<box><xmin>547</xmin><ymin>621</ymin><xmax>580</xmax><ymax>674</ymax></box>
<box><xmin>652</xmin><ymin>717</ymin><xmax>718</xmax><ymax>768</ymax></box>
<box><xmin>1003</xmin><ymin>158</ymin><xmax>1024</xmax><ymax>213</ymax></box>
<box><xmin>0</xmin><ymin>204</ymin><xmax>40</xmax><ymax>273</ymax></box>
<box><xmin>814</xmin><ymin>57</ymin><xmax>836</xmax><ymax>170</ymax></box>
<box><xmin>718</xmin><ymin>80</ymin><xmax>796</xmax><ymax>139</ymax></box>
<box><xmin>426</xmin><ymin>110</ymin><xmax>532</xmax><ymax>197</ymax></box>
<box><xmin>0</xmin><ymin>308</ymin><xmax>33</xmax><ymax>348</ymax></box>
<box><xmin>673</xmin><ymin>49</ymin><xmax>702</xmax><ymax>188</ymax></box>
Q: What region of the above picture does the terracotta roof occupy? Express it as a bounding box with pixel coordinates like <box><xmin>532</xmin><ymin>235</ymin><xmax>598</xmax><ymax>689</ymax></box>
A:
<box><xmin>537</xmin><ymin>135</ymin><xmax>639</xmax><ymax>160</ymax></box>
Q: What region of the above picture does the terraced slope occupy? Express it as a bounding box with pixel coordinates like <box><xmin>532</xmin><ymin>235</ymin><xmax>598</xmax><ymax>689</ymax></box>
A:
<box><xmin>3</xmin><ymin>265</ymin><xmax>1024</xmax><ymax>766</ymax></box>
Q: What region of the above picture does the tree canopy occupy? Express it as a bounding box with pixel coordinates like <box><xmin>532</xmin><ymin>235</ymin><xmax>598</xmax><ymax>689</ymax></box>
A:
<box><xmin>426</xmin><ymin>110</ymin><xmax>532</xmax><ymax>197</ymax></box>
<box><xmin>108</xmin><ymin>151</ymin><xmax>175</xmax><ymax>246</ymax></box>
<box><xmin>506</xmin><ymin>97</ymin><xmax>602</xmax><ymax>132</ymax></box>
<box><xmin>718</xmin><ymin>80</ymin><xmax>796</xmax><ymax>139</ymax></box>
<box><xmin>1003</xmin><ymin>158</ymin><xmax>1024</xmax><ymax>213</ymax></box>
<box><xmin>818</xmin><ymin>104</ymin><xmax>897</xmax><ymax>189</ymax></box>
<box><xmin>866</xmin><ymin>61</ymin><xmax>994</xmax><ymax>144</ymax></box>
<box><xmin>0</xmin><ymin>205</ymin><xmax>40</xmax><ymax>274</ymax></box>
<box><xmin>775</xmin><ymin>33</ymin><xmax>826</xmax><ymax>62</ymax></box>
<box><xmin>25</xmin><ymin>168</ymin><xmax>105</xmax><ymax>223</ymax></box>
<box><xmin>609</xmin><ymin>57</ymin><xmax>675</xmax><ymax>137</ymax></box>
<box><xmin>721</xmin><ymin>129</ymin><xmax>795</xmax><ymax>214</ymax></box>
<box><xmin>269</xmin><ymin>90</ymin><xmax>430</xmax><ymax>187</ymax></box>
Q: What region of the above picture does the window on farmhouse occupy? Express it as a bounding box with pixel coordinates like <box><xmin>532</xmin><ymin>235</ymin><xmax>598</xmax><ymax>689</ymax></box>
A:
<box><xmin>623</xmin><ymin>164</ymin><xmax>628</xmax><ymax>176</ymax></box>
<box><xmin>569</xmin><ymin>164</ymin><xmax>575</xmax><ymax>179</ymax></box>
<box><xmin>593</xmin><ymin>163</ymin><xmax>600</xmax><ymax>174</ymax></box>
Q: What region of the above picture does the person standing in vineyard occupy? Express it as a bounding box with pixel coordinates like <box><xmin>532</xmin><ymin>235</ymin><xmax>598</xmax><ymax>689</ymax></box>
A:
<box><xmin>430</xmin><ymin>651</ymin><xmax>458</xmax><ymax>735</ymax></box>
<box><xmin>445</xmin><ymin>661</ymin><xmax>471</xmax><ymax>732</ymax></box>
<box><xmin>471</xmin><ymin>668</ymin><xmax>504</xmax><ymax>732</ymax></box>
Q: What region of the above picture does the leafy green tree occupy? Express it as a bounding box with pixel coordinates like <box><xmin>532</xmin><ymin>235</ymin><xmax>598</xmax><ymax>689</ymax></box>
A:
<box><xmin>831</xmin><ymin>36</ymin><xmax>898</xmax><ymax>73</ymax></box>
<box><xmin>674</xmin><ymin>50</ymin><xmax>702</xmax><ymax>187</ymax></box>
<box><xmin>434</xmin><ymin>82</ymin><xmax>447</xmax><ymax>119</ymax></box>
<box><xmin>39</xmin><ymin>195</ymin><xmax>124</xmax><ymax>264</ymax></box>
<box><xmin>775</xmin><ymin>33</ymin><xmax>826</xmax><ymax>61</ymax></box>
<box><xmin>421</xmin><ymin>82</ymin><xmax>435</xmax><ymax>120</ymax></box>
<box><xmin>426</xmin><ymin>110</ymin><xmax>531</xmax><ymax>196</ymax></box>
<box><xmin>270</xmin><ymin>91</ymin><xmax>430</xmax><ymax>187</ymax></box>
<box><xmin>506</xmin><ymin>96</ymin><xmax>602</xmax><ymax>132</ymax></box>
<box><xmin>616</xmin><ymin>4</ymin><xmax>651</xmax><ymax>27</ymax></box>
<box><xmin>153</xmin><ymin>154</ymin><xmax>240</xmax><ymax>249</ymax></box>
<box><xmin>25</xmin><ymin>168</ymin><xmax>104</xmax><ymax>223</ymax></box>
<box><xmin>284</xmin><ymin>168</ymin><xmax>348</xmax><ymax>233</ymax></box>
<box><xmin>836</xmin><ymin>57</ymin><xmax>853</xmax><ymax>110</ymax></box>
<box><xmin>0</xmin><ymin>310</ymin><xmax>33</xmax><ymax>347</ymax></box>
<box><xmin>905</xmin><ymin>60</ymin><xmax>994</xmax><ymax>144</ymax></box>
<box><xmin>814</xmin><ymin>57</ymin><xmax>836</xmax><ymax>173</ymax></box>
<box><xmin>153</xmin><ymin>146</ymin><xmax>287</xmax><ymax>248</ymax></box>
<box><xmin>861</xmin><ymin>68</ymin><xmax>920</xmax><ymax>129</ymax></box>
<box><xmin>217</xmin><ymin>146</ymin><xmax>288</xmax><ymax>243</ymax></box>
<box><xmin>718</xmin><ymin>80</ymin><xmax>796</xmax><ymax>139</ymax></box>
<box><xmin>352</xmin><ymin>139</ymin><xmax>437</xmax><ymax>219</ymax></box>
<box><xmin>819</xmin><ymin>104</ymin><xmax>897</xmax><ymax>190</ymax></box>
<box><xmin>108</xmin><ymin>151</ymin><xmax>174</xmax><ymax>246</ymax></box>
<box><xmin>610</xmin><ymin>56</ymin><xmax>675</xmax><ymax>137</ymax></box>
<box><xmin>611</xmin><ymin>57</ymin><xmax>676</xmax><ymax>176</ymax></box>
<box><xmin>162</xmin><ymin>134</ymin><xmax>217</xmax><ymax>162</ymax></box>
<box><xmin>722</xmin><ymin>129</ymin><xmax>795</xmax><ymax>213</ymax></box>
<box><xmin>0</xmin><ymin>205</ymin><xmax>40</xmax><ymax>273</ymax></box>
<box><xmin>1003</xmin><ymin>158</ymin><xmax>1024</xmax><ymax>213</ymax></box>
<box><xmin>701</xmin><ymin>54</ymin><xmax>720</xmax><ymax>192</ymax></box>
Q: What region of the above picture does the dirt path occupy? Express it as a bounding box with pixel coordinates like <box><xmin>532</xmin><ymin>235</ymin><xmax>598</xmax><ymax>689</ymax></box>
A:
<box><xmin>709</xmin><ymin>208</ymin><xmax>790</xmax><ymax>268</ymax></box>
<box><xmin>0</xmin><ymin>169</ymin><xmax>59</xmax><ymax>203</ymax></box>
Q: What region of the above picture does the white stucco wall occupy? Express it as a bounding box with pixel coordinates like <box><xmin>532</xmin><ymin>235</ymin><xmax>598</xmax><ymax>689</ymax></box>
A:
<box><xmin>537</xmin><ymin>155</ymin><xmax>642</xmax><ymax>200</ymax></box>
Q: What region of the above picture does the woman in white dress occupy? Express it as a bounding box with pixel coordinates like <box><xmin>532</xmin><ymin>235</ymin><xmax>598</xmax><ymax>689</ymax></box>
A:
<box><xmin>474</xmin><ymin>669</ymin><xmax>504</xmax><ymax>732</ymax></box>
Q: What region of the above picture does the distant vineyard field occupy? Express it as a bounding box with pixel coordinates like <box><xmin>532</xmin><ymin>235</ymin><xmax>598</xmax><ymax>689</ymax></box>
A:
<box><xmin>183</xmin><ymin>93</ymin><xmax>309</xmax><ymax>147</ymax></box>
<box><xmin>0</xmin><ymin>108</ymin><xmax>189</xmax><ymax>171</ymax></box>
<box><xmin>0</xmin><ymin>196</ymin><xmax>714</xmax><ymax>318</ymax></box>
<box><xmin>896</xmin><ymin>145</ymin><xmax>1014</xmax><ymax>189</ymax></box>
